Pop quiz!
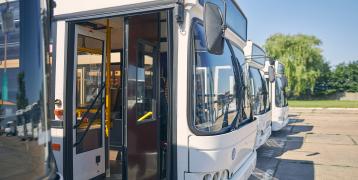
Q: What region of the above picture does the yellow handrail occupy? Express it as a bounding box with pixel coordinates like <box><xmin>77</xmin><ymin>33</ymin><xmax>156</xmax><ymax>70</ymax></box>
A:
<box><xmin>137</xmin><ymin>112</ymin><xmax>153</xmax><ymax>122</ymax></box>
<box><xmin>105</xmin><ymin>19</ymin><xmax>112</xmax><ymax>137</ymax></box>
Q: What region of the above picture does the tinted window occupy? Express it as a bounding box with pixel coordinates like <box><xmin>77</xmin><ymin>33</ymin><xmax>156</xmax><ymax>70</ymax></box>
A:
<box><xmin>249</xmin><ymin>67</ymin><xmax>265</xmax><ymax>114</ymax></box>
<box><xmin>231</xmin><ymin>44</ymin><xmax>251</xmax><ymax>120</ymax></box>
<box><xmin>226</xmin><ymin>0</ymin><xmax>247</xmax><ymax>40</ymax></box>
<box><xmin>136</xmin><ymin>41</ymin><xmax>156</xmax><ymax>124</ymax></box>
<box><xmin>192</xmin><ymin>21</ymin><xmax>239</xmax><ymax>134</ymax></box>
<box><xmin>201</xmin><ymin>0</ymin><xmax>247</xmax><ymax>40</ymax></box>
<box><xmin>251</xmin><ymin>44</ymin><xmax>266</xmax><ymax>66</ymax></box>
<box><xmin>275</xmin><ymin>77</ymin><xmax>288</xmax><ymax>107</ymax></box>
<box><xmin>265</xmin><ymin>78</ymin><xmax>271</xmax><ymax>110</ymax></box>
<box><xmin>75</xmin><ymin>34</ymin><xmax>104</xmax><ymax>153</ymax></box>
<box><xmin>261</xmin><ymin>74</ymin><xmax>269</xmax><ymax>111</ymax></box>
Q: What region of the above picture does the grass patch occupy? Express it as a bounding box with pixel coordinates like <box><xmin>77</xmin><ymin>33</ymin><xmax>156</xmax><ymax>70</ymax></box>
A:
<box><xmin>288</xmin><ymin>100</ymin><xmax>358</xmax><ymax>108</ymax></box>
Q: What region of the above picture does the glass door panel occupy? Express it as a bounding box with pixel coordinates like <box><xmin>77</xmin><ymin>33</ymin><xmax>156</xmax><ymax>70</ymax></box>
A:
<box><xmin>72</xmin><ymin>25</ymin><xmax>106</xmax><ymax>180</ymax></box>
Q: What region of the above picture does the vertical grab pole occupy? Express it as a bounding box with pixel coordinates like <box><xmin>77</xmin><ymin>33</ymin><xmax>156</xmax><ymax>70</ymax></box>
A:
<box><xmin>105</xmin><ymin>19</ymin><xmax>112</xmax><ymax>177</ymax></box>
<box><xmin>105</xmin><ymin>19</ymin><xmax>111</xmax><ymax>137</ymax></box>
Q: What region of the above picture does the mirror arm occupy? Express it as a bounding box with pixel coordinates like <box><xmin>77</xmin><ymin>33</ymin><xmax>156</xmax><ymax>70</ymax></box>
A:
<box><xmin>222</xmin><ymin>0</ymin><xmax>227</xmax><ymax>31</ymax></box>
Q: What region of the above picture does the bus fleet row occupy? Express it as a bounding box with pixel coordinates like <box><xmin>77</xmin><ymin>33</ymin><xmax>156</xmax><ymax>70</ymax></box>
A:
<box><xmin>0</xmin><ymin>0</ymin><xmax>289</xmax><ymax>179</ymax></box>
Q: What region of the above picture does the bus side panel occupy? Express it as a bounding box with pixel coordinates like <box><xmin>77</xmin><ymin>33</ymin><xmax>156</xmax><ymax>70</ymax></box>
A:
<box><xmin>188</xmin><ymin>121</ymin><xmax>257</xmax><ymax>174</ymax></box>
<box><xmin>175</xmin><ymin>5</ymin><xmax>204</xmax><ymax>180</ymax></box>
<box><xmin>51</xmin><ymin>20</ymin><xmax>66</xmax><ymax>174</ymax></box>
<box><xmin>272</xmin><ymin>106</ymin><xmax>288</xmax><ymax>131</ymax></box>
<box><xmin>254</xmin><ymin>110</ymin><xmax>272</xmax><ymax>148</ymax></box>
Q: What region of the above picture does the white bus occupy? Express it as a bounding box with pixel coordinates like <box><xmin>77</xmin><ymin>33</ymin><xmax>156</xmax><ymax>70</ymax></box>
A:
<box><xmin>271</xmin><ymin>61</ymin><xmax>289</xmax><ymax>131</ymax></box>
<box><xmin>244</xmin><ymin>41</ymin><xmax>273</xmax><ymax>149</ymax></box>
<box><xmin>51</xmin><ymin>0</ymin><xmax>257</xmax><ymax>179</ymax></box>
<box><xmin>15</xmin><ymin>109</ymin><xmax>26</xmax><ymax>139</ymax></box>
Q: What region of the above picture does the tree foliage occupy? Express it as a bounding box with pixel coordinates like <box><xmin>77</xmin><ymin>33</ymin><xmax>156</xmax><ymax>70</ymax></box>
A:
<box><xmin>264</xmin><ymin>33</ymin><xmax>325</xmax><ymax>96</ymax></box>
<box><xmin>314</xmin><ymin>62</ymin><xmax>335</xmax><ymax>95</ymax></box>
<box><xmin>330</xmin><ymin>61</ymin><xmax>358</xmax><ymax>92</ymax></box>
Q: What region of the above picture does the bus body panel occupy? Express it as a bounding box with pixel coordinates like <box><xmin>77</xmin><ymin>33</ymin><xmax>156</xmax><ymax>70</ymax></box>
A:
<box><xmin>174</xmin><ymin>4</ymin><xmax>204</xmax><ymax>180</ymax></box>
<box><xmin>188</xmin><ymin>121</ymin><xmax>256</xmax><ymax>174</ymax></box>
<box><xmin>272</xmin><ymin>106</ymin><xmax>289</xmax><ymax>131</ymax></box>
<box><xmin>51</xmin><ymin>20</ymin><xmax>66</xmax><ymax>175</ymax></box>
<box><xmin>185</xmin><ymin>151</ymin><xmax>256</xmax><ymax>180</ymax></box>
<box><xmin>230</xmin><ymin>151</ymin><xmax>256</xmax><ymax>180</ymax></box>
<box><xmin>244</xmin><ymin>41</ymin><xmax>272</xmax><ymax>149</ymax></box>
<box><xmin>254</xmin><ymin>110</ymin><xmax>272</xmax><ymax>148</ymax></box>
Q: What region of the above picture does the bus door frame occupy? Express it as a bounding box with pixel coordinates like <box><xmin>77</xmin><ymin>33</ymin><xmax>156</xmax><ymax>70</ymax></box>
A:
<box><xmin>61</xmin><ymin>8</ymin><xmax>175</xmax><ymax>180</ymax></box>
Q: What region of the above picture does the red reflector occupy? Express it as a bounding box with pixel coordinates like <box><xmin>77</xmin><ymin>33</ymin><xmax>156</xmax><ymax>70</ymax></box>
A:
<box><xmin>54</xmin><ymin>109</ymin><xmax>63</xmax><ymax>117</ymax></box>
<box><xmin>52</xmin><ymin>143</ymin><xmax>61</xmax><ymax>151</ymax></box>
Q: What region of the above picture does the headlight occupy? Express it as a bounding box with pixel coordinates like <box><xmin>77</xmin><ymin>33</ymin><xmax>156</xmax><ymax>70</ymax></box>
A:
<box><xmin>213</xmin><ymin>172</ymin><xmax>219</xmax><ymax>180</ymax></box>
<box><xmin>203</xmin><ymin>174</ymin><xmax>212</xmax><ymax>180</ymax></box>
<box><xmin>220</xmin><ymin>170</ymin><xmax>229</xmax><ymax>180</ymax></box>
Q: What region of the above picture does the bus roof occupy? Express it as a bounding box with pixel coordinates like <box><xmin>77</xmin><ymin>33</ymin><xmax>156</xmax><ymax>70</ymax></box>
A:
<box><xmin>54</xmin><ymin>0</ymin><xmax>178</xmax><ymax>20</ymax></box>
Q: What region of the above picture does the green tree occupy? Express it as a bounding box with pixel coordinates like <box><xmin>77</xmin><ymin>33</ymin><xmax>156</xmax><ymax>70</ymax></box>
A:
<box><xmin>314</xmin><ymin>62</ymin><xmax>335</xmax><ymax>95</ymax></box>
<box><xmin>264</xmin><ymin>34</ymin><xmax>325</xmax><ymax>97</ymax></box>
<box><xmin>330</xmin><ymin>61</ymin><xmax>358</xmax><ymax>92</ymax></box>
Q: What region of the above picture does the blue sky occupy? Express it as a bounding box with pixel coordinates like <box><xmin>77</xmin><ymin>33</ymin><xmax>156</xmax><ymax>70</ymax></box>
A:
<box><xmin>237</xmin><ymin>0</ymin><xmax>358</xmax><ymax>66</ymax></box>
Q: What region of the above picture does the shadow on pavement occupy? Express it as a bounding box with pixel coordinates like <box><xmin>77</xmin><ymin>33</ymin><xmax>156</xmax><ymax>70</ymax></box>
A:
<box><xmin>249</xmin><ymin>116</ymin><xmax>315</xmax><ymax>180</ymax></box>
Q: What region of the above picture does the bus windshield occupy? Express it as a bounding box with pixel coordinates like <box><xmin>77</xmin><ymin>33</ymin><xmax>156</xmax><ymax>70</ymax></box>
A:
<box><xmin>192</xmin><ymin>21</ymin><xmax>242</xmax><ymax>134</ymax></box>
<box><xmin>0</xmin><ymin>0</ymin><xmax>56</xmax><ymax>179</ymax></box>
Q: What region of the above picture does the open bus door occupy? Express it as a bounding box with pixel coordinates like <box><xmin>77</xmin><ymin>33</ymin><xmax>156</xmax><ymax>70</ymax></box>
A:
<box><xmin>55</xmin><ymin>10</ymin><xmax>168</xmax><ymax>179</ymax></box>
<box><xmin>125</xmin><ymin>14</ymin><xmax>162</xmax><ymax>179</ymax></box>
<box><xmin>71</xmin><ymin>25</ymin><xmax>106</xmax><ymax>179</ymax></box>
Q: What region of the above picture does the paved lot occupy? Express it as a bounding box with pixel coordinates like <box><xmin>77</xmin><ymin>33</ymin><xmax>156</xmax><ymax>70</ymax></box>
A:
<box><xmin>250</xmin><ymin>108</ymin><xmax>358</xmax><ymax>180</ymax></box>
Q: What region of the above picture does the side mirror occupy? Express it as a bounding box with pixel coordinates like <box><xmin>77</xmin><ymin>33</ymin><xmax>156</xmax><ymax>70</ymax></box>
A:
<box><xmin>204</xmin><ymin>2</ymin><xmax>225</xmax><ymax>55</ymax></box>
<box><xmin>269</xmin><ymin>58</ymin><xmax>275</xmax><ymax>66</ymax></box>
<box><xmin>268</xmin><ymin>66</ymin><xmax>275</xmax><ymax>83</ymax></box>
<box><xmin>1</xmin><ymin>5</ymin><xmax>15</xmax><ymax>33</ymax></box>
<box><xmin>281</xmin><ymin>76</ymin><xmax>288</xmax><ymax>89</ymax></box>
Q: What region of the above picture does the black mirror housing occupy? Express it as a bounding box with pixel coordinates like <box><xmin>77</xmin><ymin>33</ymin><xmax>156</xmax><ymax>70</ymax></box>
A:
<box><xmin>204</xmin><ymin>2</ymin><xmax>225</xmax><ymax>55</ymax></box>
<box><xmin>281</xmin><ymin>76</ymin><xmax>288</xmax><ymax>89</ymax></box>
<box><xmin>268</xmin><ymin>66</ymin><xmax>275</xmax><ymax>83</ymax></box>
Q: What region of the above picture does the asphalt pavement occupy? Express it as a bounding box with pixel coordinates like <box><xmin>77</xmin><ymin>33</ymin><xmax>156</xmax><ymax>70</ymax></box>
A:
<box><xmin>250</xmin><ymin>108</ymin><xmax>358</xmax><ymax>180</ymax></box>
